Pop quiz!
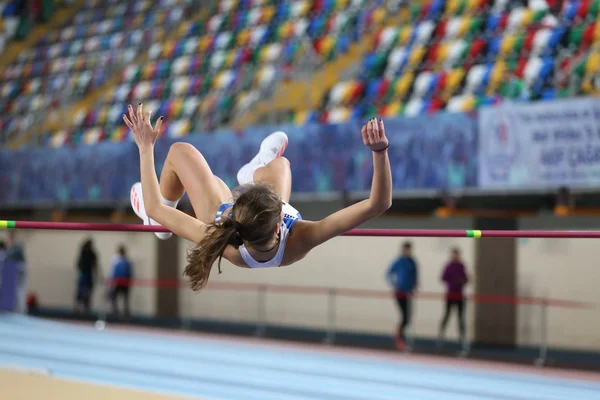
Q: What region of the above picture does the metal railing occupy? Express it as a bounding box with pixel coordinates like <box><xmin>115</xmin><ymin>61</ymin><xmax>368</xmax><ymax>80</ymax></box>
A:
<box><xmin>93</xmin><ymin>278</ymin><xmax>593</xmax><ymax>367</ymax></box>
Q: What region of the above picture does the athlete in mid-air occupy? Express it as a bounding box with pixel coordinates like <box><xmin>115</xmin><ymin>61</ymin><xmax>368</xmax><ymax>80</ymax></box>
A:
<box><xmin>124</xmin><ymin>104</ymin><xmax>391</xmax><ymax>290</ymax></box>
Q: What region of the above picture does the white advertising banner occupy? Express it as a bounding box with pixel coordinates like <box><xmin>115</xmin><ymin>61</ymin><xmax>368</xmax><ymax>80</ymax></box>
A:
<box><xmin>478</xmin><ymin>98</ymin><xmax>600</xmax><ymax>189</ymax></box>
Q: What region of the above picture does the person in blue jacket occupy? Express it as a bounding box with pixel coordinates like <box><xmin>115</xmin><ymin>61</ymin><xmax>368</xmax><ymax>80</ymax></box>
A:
<box><xmin>110</xmin><ymin>245</ymin><xmax>133</xmax><ymax>318</ymax></box>
<box><xmin>386</xmin><ymin>241</ymin><xmax>418</xmax><ymax>350</ymax></box>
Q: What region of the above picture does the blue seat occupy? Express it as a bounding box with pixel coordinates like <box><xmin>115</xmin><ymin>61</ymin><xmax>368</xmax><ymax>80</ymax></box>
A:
<box><xmin>541</xmin><ymin>88</ymin><xmax>556</xmax><ymax>100</ymax></box>
<box><xmin>485</xmin><ymin>14</ymin><xmax>501</xmax><ymax>33</ymax></box>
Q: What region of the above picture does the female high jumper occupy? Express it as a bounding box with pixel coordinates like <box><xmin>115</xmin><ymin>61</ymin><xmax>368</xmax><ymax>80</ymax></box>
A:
<box><xmin>124</xmin><ymin>104</ymin><xmax>392</xmax><ymax>291</ymax></box>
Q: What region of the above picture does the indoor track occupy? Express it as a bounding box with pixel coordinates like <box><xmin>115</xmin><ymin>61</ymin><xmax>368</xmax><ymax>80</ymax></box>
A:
<box><xmin>0</xmin><ymin>314</ymin><xmax>599</xmax><ymax>400</ymax></box>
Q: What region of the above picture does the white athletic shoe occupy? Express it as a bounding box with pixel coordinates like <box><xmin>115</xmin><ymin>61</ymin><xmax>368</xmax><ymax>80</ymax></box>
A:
<box><xmin>237</xmin><ymin>131</ymin><xmax>288</xmax><ymax>186</ymax></box>
<box><xmin>130</xmin><ymin>182</ymin><xmax>173</xmax><ymax>240</ymax></box>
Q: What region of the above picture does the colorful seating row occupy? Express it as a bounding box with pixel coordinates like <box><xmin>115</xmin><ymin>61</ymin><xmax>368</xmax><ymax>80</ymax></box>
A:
<box><xmin>317</xmin><ymin>0</ymin><xmax>599</xmax><ymax>124</ymax></box>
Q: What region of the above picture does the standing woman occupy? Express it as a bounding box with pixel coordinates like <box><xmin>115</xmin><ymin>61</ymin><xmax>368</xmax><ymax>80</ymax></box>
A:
<box><xmin>74</xmin><ymin>238</ymin><xmax>97</xmax><ymax>313</ymax></box>
<box><xmin>438</xmin><ymin>247</ymin><xmax>469</xmax><ymax>348</ymax></box>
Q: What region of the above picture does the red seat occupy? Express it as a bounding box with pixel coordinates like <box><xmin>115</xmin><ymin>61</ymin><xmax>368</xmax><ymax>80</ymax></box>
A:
<box><xmin>546</xmin><ymin>0</ymin><xmax>562</xmax><ymax>11</ymax></box>
<box><xmin>436</xmin><ymin>71</ymin><xmax>448</xmax><ymax>92</ymax></box>
<box><xmin>475</xmin><ymin>0</ymin><xmax>490</xmax><ymax>14</ymax></box>
<box><xmin>372</xmin><ymin>27</ymin><xmax>383</xmax><ymax>48</ymax></box>
<box><xmin>582</xmin><ymin>22</ymin><xmax>597</xmax><ymax>48</ymax></box>
<box><xmin>240</xmin><ymin>48</ymin><xmax>252</xmax><ymax>64</ymax></box>
<box><xmin>312</xmin><ymin>0</ymin><xmax>325</xmax><ymax>14</ymax></box>
<box><xmin>83</xmin><ymin>111</ymin><xmax>95</xmax><ymax>126</ymax></box>
<box><xmin>351</xmin><ymin>81</ymin><xmax>366</xmax><ymax>101</ymax></box>
<box><xmin>426</xmin><ymin>43</ymin><xmax>440</xmax><ymax>64</ymax></box>
<box><xmin>427</xmin><ymin>96</ymin><xmax>444</xmax><ymax>113</ymax></box>
<box><xmin>377</xmin><ymin>80</ymin><xmax>390</xmax><ymax>101</ymax></box>
<box><xmin>420</xmin><ymin>0</ymin><xmax>433</xmax><ymax>20</ymax></box>
<box><xmin>577</xmin><ymin>0</ymin><xmax>591</xmax><ymax>21</ymax></box>
<box><xmin>523</xmin><ymin>28</ymin><xmax>538</xmax><ymax>55</ymax></box>
<box><xmin>515</xmin><ymin>57</ymin><xmax>528</xmax><ymax>78</ymax></box>
<box><xmin>434</xmin><ymin>19</ymin><xmax>447</xmax><ymax>40</ymax></box>
<box><xmin>494</xmin><ymin>13</ymin><xmax>509</xmax><ymax>34</ymax></box>
<box><xmin>468</xmin><ymin>38</ymin><xmax>486</xmax><ymax>61</ymax></box>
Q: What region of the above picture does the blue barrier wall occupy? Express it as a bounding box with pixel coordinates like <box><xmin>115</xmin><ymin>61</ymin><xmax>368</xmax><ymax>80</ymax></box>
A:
<box><xmin>0</xmin><ymin>112</ymin><xmax>478</xmax><ymax>207</ymax></box>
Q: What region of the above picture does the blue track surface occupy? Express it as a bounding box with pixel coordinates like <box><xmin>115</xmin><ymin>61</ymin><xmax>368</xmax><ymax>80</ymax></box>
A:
<box><xmin>1</xmin><ymin>314</ymin><xmax>599</xmax><ymax>400</ymax></box>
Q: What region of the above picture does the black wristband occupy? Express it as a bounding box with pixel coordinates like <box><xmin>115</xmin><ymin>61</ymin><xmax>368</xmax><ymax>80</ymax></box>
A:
<box><xmin>372</xmin><ymin>145</ymin><xmax>389</xmax><ymax>153</ymax></box>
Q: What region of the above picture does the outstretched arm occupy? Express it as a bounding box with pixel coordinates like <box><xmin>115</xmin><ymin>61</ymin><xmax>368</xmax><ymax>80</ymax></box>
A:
<box><xmin>123</xmin><ymin>104</ymin><xmax>207</xmax><ymax>243</ymax></box>
<box><xmin>297</xmin><ymin>119</ymin><xmax>392</xmax><ymax>249</ymax></box>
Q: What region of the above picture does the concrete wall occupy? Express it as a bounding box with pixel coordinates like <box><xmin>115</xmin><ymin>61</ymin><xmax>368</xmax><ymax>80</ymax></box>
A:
<box><xmin>517</xmin><ymin>216</ymin><xmax>600</xmax><ymax>351</ymax></box>
<box><xmin>7</xmin><ymin>209</ymin><xmax>599</xmax><ymax>352</ymax></box>
<box><xmin>3</xmin><ymin>230</ymin><xmax>158</xmax><ymax>316</ymax></box>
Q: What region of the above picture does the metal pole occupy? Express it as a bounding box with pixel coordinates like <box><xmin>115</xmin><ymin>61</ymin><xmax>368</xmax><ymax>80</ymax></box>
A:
<box><xmin>324</xmin><ymin>288</ymin><xmax>337</xmax><ymax>345</ymax></box>
<box><xmin>254</xmin><ymin>284</ymin><xmax>267</xmax><ymax>337</ymax></box>
<box><xmin>535</xmin><ymin>298</ymin><xmax>548</xmax><ymax>366</ymax></box>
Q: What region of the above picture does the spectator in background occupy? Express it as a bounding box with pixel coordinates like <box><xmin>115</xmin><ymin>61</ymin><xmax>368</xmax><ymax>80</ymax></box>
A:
<box><xmin>109</xmin><ymin>245</ymin><xmax>133</xmax><ymax>318</ymax></box>
<box><xmin>0</xmin><ymin>240</ymin><xmax>6</xmax><ymax>261</ymax></box>
<box><xmin>386</xmin><ymin>241</ymin><xmax>418</xmax><ymax>351</ymax></box>
<box><xmin>438</xmin><ymin>247</ymin><xmax>469</xmax><ymax>347</ymax></box>
<box><xmin>6</xmin><ymin>232</ymin><xmax>27</xmax><ymax>313</ymax></box>
<box><xmin>74</xmin><ymin>238</ymin><xmax>97</xmax><ymax>314</ymax></box>
<box><xmin>6</xmin><ymin>232</ymin><xmax>25</xmax><ymax>264</ymax></box>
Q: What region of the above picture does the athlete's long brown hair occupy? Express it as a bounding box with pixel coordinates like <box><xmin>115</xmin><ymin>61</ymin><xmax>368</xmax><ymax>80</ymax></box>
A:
<box><xmin>184</xmin><ymin>183</ymin><xmax>282</xmax><ymax>291</ymax></box>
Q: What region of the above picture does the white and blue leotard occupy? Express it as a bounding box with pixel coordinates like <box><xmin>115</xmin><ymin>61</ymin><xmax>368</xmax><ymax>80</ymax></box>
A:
<box><xmin>215</xmin><ymin>201</ymin><xmax>302</xmax><ymax>268</ymax></box>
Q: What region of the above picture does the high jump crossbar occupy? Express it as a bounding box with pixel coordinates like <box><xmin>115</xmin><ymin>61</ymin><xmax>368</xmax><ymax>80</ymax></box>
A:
<box><xmin>2</xmin><ymin>220</ymin><xmax>600</xmax><ymax>238</ymax></box>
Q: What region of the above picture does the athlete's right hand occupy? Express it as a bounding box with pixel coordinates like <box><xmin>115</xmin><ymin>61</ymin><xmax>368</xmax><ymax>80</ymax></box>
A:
<box><xmin>123</xmin><ymin>103</ymin><xmax>163</xmax><ymax>150</ymax></box>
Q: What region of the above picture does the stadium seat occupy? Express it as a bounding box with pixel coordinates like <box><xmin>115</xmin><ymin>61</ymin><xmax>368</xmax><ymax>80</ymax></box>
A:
<box><xmin>3</xmin><ymin>0</ymin><xmax>600</xmax><ymax>147</ymax></box>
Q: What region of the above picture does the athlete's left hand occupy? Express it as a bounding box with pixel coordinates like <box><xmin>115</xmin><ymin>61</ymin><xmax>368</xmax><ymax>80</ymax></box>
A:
<box><xmin>123</xmin><ymin>103</ymin><xmax>163</xmax><ymax>150</ymax></box>
<box><xmin>361</xmin><ymin>118</ymin><xmax>389</xmax><ymax>153</ymax></box>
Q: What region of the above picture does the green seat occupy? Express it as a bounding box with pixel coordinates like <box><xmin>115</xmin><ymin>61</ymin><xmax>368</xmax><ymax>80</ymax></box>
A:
<box><xmin>458</xmin><ymin>38</ymin><xmax>473</xmax><ymax>64</ymax></box>
<box><xmin>574</xmin><ymin>55</ymin><xmax>589</xmax><ymax>78</ymax></box>
<box><xmin>468</xmin><ymin>17</ymin><xmax>484</xmax><ymax>36</ymax></box>
<box><xmin>568</xmin><ymin>26</ymin><xmax>584</xmax><ymax>49</ymax></box>
<box><xmin>512</xmin><ymin>33</ymin><xmax>525</xmax><ymax>55</ymax></box>
<box><xmin>590</xmin><ymin>0</ymin><xmax>600</xmax><ymax>19</ymax></box>
<box><xmin>129</xmin><ymin>66</ymin><xmax>142</xmax><ymax>83</ymax></box>
<box><xmin>162</xmin><ymin>80</ymin><xmax>173</xmax><ymax>98</ymax></box>
<box><xmin>455</xmin><ymin>0</ymin><xmax>468</xmax><ymax>16</ymax></box>
<box><xmin>410</xmin><ymin>3</ymin><xmax>421</xmax><ymax>21</ymax></box>
<box><xmin>557</xmin><ymin>87</ymin><xmax>570</xmax><ymax>98</ymax></box>
<box><xmin>200</xmin><ymin>75</ymin><xmax>213</xmax><ymax>95</ymax></box>
<box><xmin>532</xmin><ymin>9</ymin><xmax>547</xmax><ymax>24</ymax></box>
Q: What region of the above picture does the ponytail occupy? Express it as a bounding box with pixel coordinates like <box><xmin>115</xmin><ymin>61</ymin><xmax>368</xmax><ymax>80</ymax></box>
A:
<box><xmin>184</xmin><ymin>219</ymin><xmax>243</xmax><ymax>292</ymax></box>
<box><xmin>184</xmin><ymin>183</ymin><xmax>283</xmax><ymax>291</ymax></box>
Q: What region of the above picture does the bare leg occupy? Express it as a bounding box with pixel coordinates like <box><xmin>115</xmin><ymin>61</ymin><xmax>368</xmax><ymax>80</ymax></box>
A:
<box><xmin>254</xmin><ymin>157</ymin><xmax>292</xmax><ymax>203</ymax></box>
<box><xmin>158</xmin><ymin>142</ymin><xmax>231</xmax><ymax>223</ymax></box>
<box><xmin>237</xmin><ymin>131</ymin><xmax>291</xmax><ymax>202</ymax></box>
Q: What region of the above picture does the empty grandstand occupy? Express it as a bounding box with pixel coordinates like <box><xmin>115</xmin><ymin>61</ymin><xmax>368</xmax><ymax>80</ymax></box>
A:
<box><xmin>1</xmin><ymin>0</ymin><xmax>597</xmax><ymax>149</ymax></box>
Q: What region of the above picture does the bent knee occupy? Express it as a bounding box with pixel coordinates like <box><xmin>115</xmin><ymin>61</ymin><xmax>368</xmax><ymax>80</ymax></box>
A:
<box><xmin>272</xmin><ymin>156</ymin><xmax>290</xmax><ymax>169</ymax></box>
<box><xmin>169</xmin><ymin>142</ymin><xmax>198</xmax><ymax>155</ymax></box>
<box><xmin>169</xmin><ymin>142</ymin><xmax>206</xmax><ymax>163</ymax></box>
